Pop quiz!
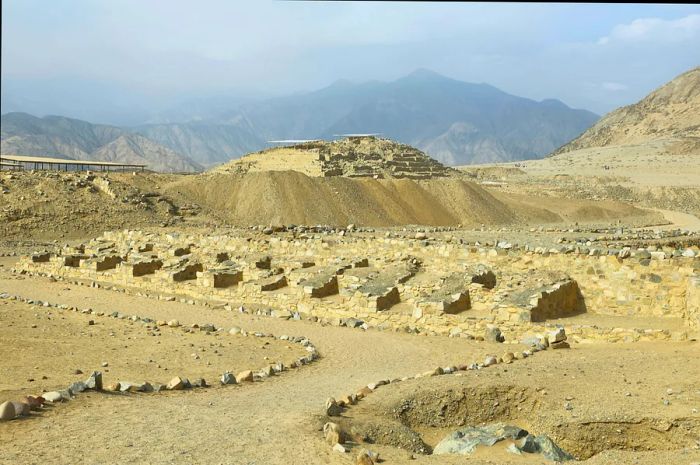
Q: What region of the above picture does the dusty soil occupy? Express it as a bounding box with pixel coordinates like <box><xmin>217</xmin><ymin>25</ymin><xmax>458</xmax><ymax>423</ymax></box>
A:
<box><xmin>0</xmin><ymin>297</ymin><xmax>306</xmax><ymax>400</ymax></box>
<box><xmin>460</xmin><ymin>147</ymin><xmax>700</xmax><ymax>224</ymax></box>
<box><xmin>1</xmin><ymin>136</ymin><xmax>698</xmax><ymax>465</ymax></box>
<box><xmin>0</xmin><ymin>262</ymin><xmax>698</xmax><ymax>465</ymax></box>
<box><xmin>342</xmin><ymin>342</ymin><xmax>700</xmax><ymax>464</ymax></box>
<box><xmin>1</xmin><ymin>167</ymin><xmax>662</xmax><ymax>241</ymax></box>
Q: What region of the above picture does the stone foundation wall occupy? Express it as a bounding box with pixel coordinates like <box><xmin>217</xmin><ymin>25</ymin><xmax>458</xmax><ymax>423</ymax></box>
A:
<box><xmin>687</xmin><ymin>276</ymin><xmax>700</xmax><ymax>330</ymax></box>
<box><xmin>15</xmin><ymin>230</ymin><xmax>698</xmax><ymax>342</ymax></box>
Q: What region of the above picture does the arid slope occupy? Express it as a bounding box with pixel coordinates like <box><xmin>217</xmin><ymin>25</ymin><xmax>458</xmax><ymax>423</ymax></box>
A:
<box><xmin>554</xmin><ymin>67</ymin><xmax>700</xmax><ymax>155</ymax></box>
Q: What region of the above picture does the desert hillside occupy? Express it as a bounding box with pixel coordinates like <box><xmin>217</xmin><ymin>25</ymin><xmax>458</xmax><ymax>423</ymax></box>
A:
<box><xmin>1</xmin><ymin>113</ymin><xmax>202</xmax><ymax>173</ymax></box>
<box><xmin>554</xmin><ymin>67</ymin><xmax>700</xmax><ymax>155</ymax></box>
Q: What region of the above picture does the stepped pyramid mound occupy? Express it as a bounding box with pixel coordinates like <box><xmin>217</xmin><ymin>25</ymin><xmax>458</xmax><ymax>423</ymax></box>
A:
<box><xmin>553</xmin><ymin>67</ymin><xmax>700</xmax><ymax>156</ymax></box>
<box><xmin>214</xmin><ymin>136</ymin><xmax>455</xmax><ymax>179</ymax></box>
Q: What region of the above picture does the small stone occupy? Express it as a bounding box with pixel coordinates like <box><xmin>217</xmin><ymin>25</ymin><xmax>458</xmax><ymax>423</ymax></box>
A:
<box><xmin>235</xmin><ymin>370</ymin><xmax>254</xmax><ymax>383</ymax></box>
<box><xmin>324</xmin><ymin>421</ymin><xmax>343</xmax><ymax>445</ymax></box>
<box><xmin>11</xmin><ymin>401</ymin><xmax>30</xmax><ymax>417</ymax></box>
<box><xmin>220</xmin><ymin>372</ymin><xmax>236</xmax><ymax>385</ymax></box>
<box><xmin>333</xmin><ymin>443</ymin><xmax>347</xmax><ymax>453</ymax></box>
<box><xmin>68</xmin><ymin>381</ymin><xmax>87</xmax><ymax>394</ymax></box>
<box><xmin>191</xmin><ymin>378</ymin><xmax>207</xmax><ymax>388</ymax></box>
<box><xmin>356</xmin><ymin>448</ymin><xmax>378</xmax><ymax>465</ymax></box>
<box><xmin>42</xmin><ymin>391</ymin><xmax>63</xmax><ymax>403</ymax></box>
<box><xmin>85</xmin><ymin>371</ymin><xmax>103</xmax><ymax>390</ymax></box>
<box><xmin>88</xmin><ymin>320</ymin><xmax>95</xmax><ymax>326</ymax></box>
<box><xmin>483</xmin><ymin>355</ymin><xmax>498</xmax><ymax>367</ymax></box>
<box><xmin>22</xmin><ymin>396</ymin><xmax>43</xmax><ymax>410</ymax></box>
<box><xmin>0</xmin><ymin>401</ymin><xmax>16</xmax><ymax>421</ymax></box>
<box><xmin>484</xmin><ymin>326</ymin><xmax>505</xmax><ymax>343</ymax></box>
<box><xmin>550</xmin><ymin>341</ymin><xmax>570</xmax><ymax>350</ymax></box>
<box><xmin>325</xmin><ymin>397</ymin><xmax>343</xmax><ymax>416</ymax></box>
<box><xmin>166</xmin><ymin>376</ymin><xmax>186</xmax><ymax>390</ymax></box>
<box><xmin>548</xmin><ymin>327</ymin><xmax>567</xmax><ymax>343</ymax></box>
<box><xmin>101</xmin><ymin>362</ymin><xmax>109</xmax><ymax>367</ymax></box>
<box><xmin>167</xmin><ymin>320</ymin><xmax>180</xmax><ymax>327</ymax></box>
<box><xmin>105</xmin><ymin>382</ymin><xmax>121</xmax><ymax>392</ymax></box>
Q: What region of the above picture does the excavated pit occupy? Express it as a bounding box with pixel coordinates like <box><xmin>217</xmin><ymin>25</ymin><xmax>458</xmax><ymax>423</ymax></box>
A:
<box><xmin>341</xmin><ymin>384</ymin><xmax>700</xmax><ymax>461</ymax></box>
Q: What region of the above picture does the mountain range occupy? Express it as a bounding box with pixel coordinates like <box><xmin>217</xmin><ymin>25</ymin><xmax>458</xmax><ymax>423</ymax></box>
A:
<box><xmin>1</xmin><ymin>69</ymin><xmax>602</xmax><ymax>170</ymax></box>
<box><xmin>0</xmin><ymin>113</ymin><xmax>202</xmax><ymax>172</ymax></box>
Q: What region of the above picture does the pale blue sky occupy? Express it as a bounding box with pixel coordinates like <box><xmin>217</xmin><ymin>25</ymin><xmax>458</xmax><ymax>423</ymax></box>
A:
<box><xmin>2</xmin><ymin>1</ymin><xmax>699</xmax><ymax>121</ymax></box>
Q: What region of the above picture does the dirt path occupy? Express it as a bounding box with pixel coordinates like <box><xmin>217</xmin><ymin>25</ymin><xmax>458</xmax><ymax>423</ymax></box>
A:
<box><xmin>652</xmin><ymin>208</ymin><xmax>700</xmax><ymax>232</ymax></box>
<box><xmin>1</xmin><ymin>272</ymin><xmax>698</xmax><ymax>465</ymax></box>
<box><xmin>0</xmin><ymin>273</ymin><xmax>512</xmax><ymax>465</ymax></box>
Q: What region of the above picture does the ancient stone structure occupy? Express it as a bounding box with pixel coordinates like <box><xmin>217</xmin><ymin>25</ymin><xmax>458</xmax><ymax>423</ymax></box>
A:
<box><xmin>16</xmin><ymin>229</ymin><xmax>699</xmax><ymax>344</ymax></box>
<box><xmin>218</xmin><ymin>136</ymin><xmax>455</xmax><ymax>180</ymax></box>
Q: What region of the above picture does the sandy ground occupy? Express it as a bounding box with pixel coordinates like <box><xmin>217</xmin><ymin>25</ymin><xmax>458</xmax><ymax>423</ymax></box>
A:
<box><xmin>0</xmin><ymin>298</ymin><xmax>306</xmax><ymax>400</ymax></box>
<box><xmin>650</xmin><ymin>208</ymin><xmax>700</xmax><ymax>232</ymax></box>
<box><xmin>344</xmin><ymin>341</ymin><xmax>700</xmax><ymax>465</ymax></box>
<box><xmin>1</xmin><ymin>268</ymin><xmax>698</xmax><ymax>465</ymax></box>
<box><xmin>511</xmin><ymin>145</ymin><xmax>700</xmax><ymax>188</ymax></box>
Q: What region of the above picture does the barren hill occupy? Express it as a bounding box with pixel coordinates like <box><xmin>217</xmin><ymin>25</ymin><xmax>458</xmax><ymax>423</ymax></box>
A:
<box><xmin>215</xmin><ymin>136</ymin><xmax>454</xmax><ymax>179</ymax></box>
<box><xmin>554</xmin><ymin>67</ymin><xmax>700</xmax><ymax>155</ymax></box>
<box><xmin>91</xmin><ymin>134</ymin><xmax>202</xmax><ymax>173</ymax></box>
<box><xmin>1</xmin><ymin>113</ymin><xmax>202</xmax><ymax>173</ymax></box>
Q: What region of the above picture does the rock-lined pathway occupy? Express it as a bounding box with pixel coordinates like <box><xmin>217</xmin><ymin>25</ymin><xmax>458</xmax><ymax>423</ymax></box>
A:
<box><xmin>0</xmin><ymin>272</ymin><xmax>521</xmax><ymax>464</ymax></box>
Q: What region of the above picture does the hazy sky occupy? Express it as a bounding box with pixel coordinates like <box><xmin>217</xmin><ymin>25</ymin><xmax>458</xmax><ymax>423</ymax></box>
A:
<box><xmin>2</xmin><ymin>1</ymin><xmax>700</xmax><ymax>120</ymax></box>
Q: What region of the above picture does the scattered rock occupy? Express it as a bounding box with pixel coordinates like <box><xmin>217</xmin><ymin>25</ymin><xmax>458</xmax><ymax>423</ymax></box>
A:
<box><xmin>356</xmin><ymin>448</ymin><xmax>378</xmax><ymax>465</ymax></box>
<box><xmin>0</xmin><ymin>401</ymin><xmax>16</xmax><ymax>421</ymax></box>
<box><xmin>69</xmin><ymin>381</ymin><xmax>87</xmax><ymax>394</ymax></box>
<box><xmin>220</xmin><ymin>372</ymin><xmax>236</xmax><ymax>385</ymax></box>
<box><xmin>166</xmin><ymin>376</ymin><xmax>186</xmax><ymax>390</ymax></box>
<box><xmin>325</xmin><ymin>397</ymin><xmax>343</xmax><ymax>416</ymax></box>
<box><xmin>519</xmin><ymin>434</ymin><xmax>574</xmax><ymax>461</ymax></box>
<box><xmin>548</xmin><ymin>327</ymin><xmax>567</xmax><ymax>343</ymax></box>
<box><xmin>551</xmin><ymin>341</ymin><xmax>570</xmax><ymax>349</ymax></box>
<box><xmin>11</xmin><ymin>401</ymin><xmax>30</xmax><ymax>417</ymax></box>
<box><xmin>235</xmin><ymin>370</ymin><xmax>254</xmax><ymax>383</ymax></box>
<box><xmin>42</xmin><ymin>391</ymin><xmax>63</xmax><ymax>403</ymax></box>
<box><xmin>333</xmin><ymin>443</ymin><xmax>347</xmax><ymax>453</ymax></box>
<box><xmin>324</xmin><ymin>422</ymin><xmax>343</xmax><ymax>445</ymax></box>
<box><xmin>484</xmin><ymin>326</ymin><xmax>505</xmax><ymax>343</ymax></box>
<box><xmin>22</xmin><ymin>396</ymin><xmax>43</xmax><ymax>411</ymax></box>
<box><xmin>85</xmin><ymin>371</ymin><xmax>103</xmax><ymax>390</ymax></box>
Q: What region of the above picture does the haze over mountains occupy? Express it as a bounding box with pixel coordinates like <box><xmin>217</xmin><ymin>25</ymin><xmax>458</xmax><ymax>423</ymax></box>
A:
<box><xmin>0</xmin><ymin>113</ymin><xmax>203</xmax><ymax>173</ymax></box>
<box><xmin>3</xmin><ymin>70</ymin><xmax>601</xmax><ymax>169</ymax></box>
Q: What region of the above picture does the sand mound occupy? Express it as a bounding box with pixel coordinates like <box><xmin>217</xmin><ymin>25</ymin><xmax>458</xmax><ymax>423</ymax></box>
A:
<box><xmin>166</xmin><ymin>170</ymin><xmax>654</xmax><ymax>227</ymax></box>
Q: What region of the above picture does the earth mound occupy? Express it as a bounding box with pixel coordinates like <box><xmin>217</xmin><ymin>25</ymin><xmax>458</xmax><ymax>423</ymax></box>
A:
<box><xmin>215</xmin><ymin>136</ymin><xmax>455</xmax><ymax>179</ymax></box>
<box><xmin>167</xmin><ymin>169</ymin><xmax>655</xmax><ymax>227</ymax></box>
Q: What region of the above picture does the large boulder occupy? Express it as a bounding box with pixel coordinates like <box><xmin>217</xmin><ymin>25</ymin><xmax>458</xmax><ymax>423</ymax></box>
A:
<box><xmin>434</xmin><ymin>424</ymin><xmax>528</xmax><ymax>455</ymax></box>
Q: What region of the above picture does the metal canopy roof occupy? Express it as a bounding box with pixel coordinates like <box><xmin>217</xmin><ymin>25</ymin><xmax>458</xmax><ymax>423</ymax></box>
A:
<box><xmin>1</xmin><ymin>154</ymin><xmax>146</xmax><ymax>168</ymax></box>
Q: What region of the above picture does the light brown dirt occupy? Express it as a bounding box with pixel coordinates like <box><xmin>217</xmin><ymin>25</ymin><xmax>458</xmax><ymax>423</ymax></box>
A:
<box><xmin>0</xmin><ymin>298</ymin><xmax>306</xmax><ymax>400</ymax></box>
<box><xmin>0</xmin><ymin>271</ymin><xmax>698</xmax><ymax>465</ymax></box>
<box><xmin>165</xmin><ymin>170</ymin><xmax>657</xmax><ymax>228</ymax></box>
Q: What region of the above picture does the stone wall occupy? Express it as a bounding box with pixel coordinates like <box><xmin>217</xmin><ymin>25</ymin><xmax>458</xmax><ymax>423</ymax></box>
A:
<box><xmin>14</xmin><ymin>229</ymin><xmax>699</xmax><ymax>344</ymax></box>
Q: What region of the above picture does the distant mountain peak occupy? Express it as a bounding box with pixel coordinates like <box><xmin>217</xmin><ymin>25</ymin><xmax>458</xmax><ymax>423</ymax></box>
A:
<box><xmin>400</xmin><ymin>68</ymin><xmax>452</xmax><ymax>82</ymax></box>
<box><xmin>539</xmin><ymin>98</ymin><xmax>569</xmax><ymax>109</ymax></box>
